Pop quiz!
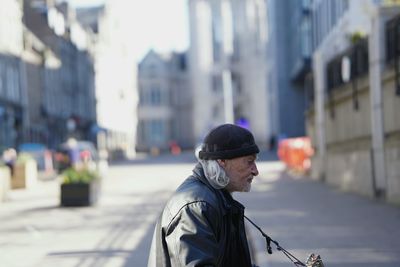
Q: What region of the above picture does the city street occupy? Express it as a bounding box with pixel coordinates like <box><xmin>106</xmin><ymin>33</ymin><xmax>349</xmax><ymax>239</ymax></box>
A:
<box><xmin>0</xmin><ymin>151</ymin><xmax>400</xmax><ymax>267</ymax></box>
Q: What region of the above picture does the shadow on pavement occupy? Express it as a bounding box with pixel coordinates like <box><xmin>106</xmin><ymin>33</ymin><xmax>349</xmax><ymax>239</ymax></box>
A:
<box><xmin>239</xmin><ymin>170</ymin><xmax>400</xmax><ymax>267</ymax></box>
<box><xmin>39</xmin><ymin>190</ymin><xmax>169</xmax><ymax>267</ymax></box>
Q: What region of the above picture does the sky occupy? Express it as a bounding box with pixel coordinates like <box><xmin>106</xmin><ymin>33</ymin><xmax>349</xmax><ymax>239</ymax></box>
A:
<box><xmin>67</xmin><ymin>0</ymin><xmax>189</xmax><ymax>62</ymax></box>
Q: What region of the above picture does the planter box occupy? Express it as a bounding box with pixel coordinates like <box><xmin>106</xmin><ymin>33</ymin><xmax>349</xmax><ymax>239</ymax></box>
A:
<box><xmin>60</xmin><ymin>181</ymin><xmax>100</xmax><ymax>206</ymax></box>
<box><xmin>0</xmin><ymin>166</ymin><xmax>11</xmax><ymax>203</ymax></box>
<box><xmin>11</xmin><ymin>160</ymin><xmax>38</xmax><ymax>189</ymax></box>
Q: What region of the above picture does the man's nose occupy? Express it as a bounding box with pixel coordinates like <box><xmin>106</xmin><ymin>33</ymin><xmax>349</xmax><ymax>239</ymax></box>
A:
<box><xmin>252</xmin><ymin>164</ymin><xmax>259</xmax><ymax>176</ymax></box>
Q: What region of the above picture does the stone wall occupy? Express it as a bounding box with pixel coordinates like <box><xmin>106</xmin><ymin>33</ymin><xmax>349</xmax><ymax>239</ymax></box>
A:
<box><xmin>382</xmin><ymin>69</ymin><xmax>400</xmax><ymax>204</ymax></box>
<box><xmin>306</xmin><ymin>67</ymin><xmax>400</xmax><ymax>204</ymax></box>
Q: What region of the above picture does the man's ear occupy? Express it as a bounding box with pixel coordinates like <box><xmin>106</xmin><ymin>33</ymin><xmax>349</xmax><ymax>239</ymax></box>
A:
<box><xmin>217</xmin><ymin>159</ymin><xmax>226</xmax><ymax>168</ymax></box>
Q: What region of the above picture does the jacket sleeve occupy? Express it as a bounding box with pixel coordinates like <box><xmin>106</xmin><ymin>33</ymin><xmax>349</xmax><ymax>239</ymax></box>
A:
<box><xmin>164</xmin><ymin>201</ymin><xmax>222</xmax><ymax>267</ymax></box>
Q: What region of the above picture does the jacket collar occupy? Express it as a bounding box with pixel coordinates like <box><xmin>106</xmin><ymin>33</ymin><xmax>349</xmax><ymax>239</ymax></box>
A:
<box><xmin>192</xmin><ymin>162</ymin><xmax>245</xmax><ymax>213</ymax></box>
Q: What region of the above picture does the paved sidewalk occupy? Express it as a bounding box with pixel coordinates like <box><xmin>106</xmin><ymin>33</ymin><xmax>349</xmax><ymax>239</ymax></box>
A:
<box><xmin>238</xmin><ymin>162</ymin><xmax>400</xmax><ymax>267</ymax></box>
<box><xmin>0</xmin><ymin>163</ymin><xmax>186</xmax><ymax>267</ymax></box>
<box><xmin>1</xmin><ymin>154</ymin><xmax>400</xmax><ymax>267</ymax></box>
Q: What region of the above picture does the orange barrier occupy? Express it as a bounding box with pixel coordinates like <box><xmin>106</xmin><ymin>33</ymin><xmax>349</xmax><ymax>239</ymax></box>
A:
<box><xmin>277</xmin><ymin>137</ymin><xmax>314</xmax><ymax>173</ymax></box>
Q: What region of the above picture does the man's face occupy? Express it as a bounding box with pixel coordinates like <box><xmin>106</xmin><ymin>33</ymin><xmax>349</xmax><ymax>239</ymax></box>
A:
<box><xmin>219</xmin><ymin>154</ymin><xmax>259</xmax><ymax>193</ymax></box>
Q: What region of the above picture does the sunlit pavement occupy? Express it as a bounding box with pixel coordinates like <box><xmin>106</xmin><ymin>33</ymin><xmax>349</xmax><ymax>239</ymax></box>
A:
<box><xmin>0</xmin><ymin>150</ymin><xmax>399</xmax><ymax>267</ymax></box>
<box><xmin>0</xmin><ymin>154</ymin><xmax>194</xmax><ymax>267</ymax></box>
<box><xmin>239</xmin><ymin>163</ymin><xmax>400</xmax><ymax>267</ymax></box>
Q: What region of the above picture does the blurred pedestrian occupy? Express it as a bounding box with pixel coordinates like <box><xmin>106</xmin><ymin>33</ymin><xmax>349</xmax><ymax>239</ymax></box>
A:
<box><xmin>66</xmin><ymin>138</ymin><xmax>80</xmax><ymax>169</ymax></box>
<box><xmin>269</xmin><ymin>134</ymin><xmax>276</xmax><ymax>151</ymax></box>
<box><xmin>148</xmin><ymin>123</ymin><xmax>260</xmax><ymax>267</ymax></box>
<box><xmin>2</xmin><ymin>148</ymin><xmax>17</xmax><ymax>176</ymax></box>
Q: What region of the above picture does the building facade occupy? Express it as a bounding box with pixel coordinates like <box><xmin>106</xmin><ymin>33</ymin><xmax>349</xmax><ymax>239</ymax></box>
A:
<box><xmin>305</xmin><ymin>0</ymin><xmax>400</xmax><ymax>204</ymax></box>
<box><xmin>188</xmin><ymin>0</ymin><xmax>269</xmax><ymax>147</ymax></box>
<box><xmin>94</xmin><ymin>0</ymin><xmax>138</xmax><ymax>159</ymax></box>
<box><xmin>136</xmin><ymin>50</ymin><xmax>192</xmax><ymax>153</ymax></box>
<box><xmin>0</xmin><ymin>0</ymin><xmax>25</xmax><ymax>151</ymax></box>
<box><xmin>0</xmin><ymin>0</ymin><xmax>98</xmax><ymax>153</ymax></box>
<box><xmin>265</xmin><ymin>0</ymin><xmax>309</xmax><ymax>143</ymax></box>
<box><xmin>23</xmin><ymin>0</ymin><xmax>97</xmax><ymax>148</ymax></box>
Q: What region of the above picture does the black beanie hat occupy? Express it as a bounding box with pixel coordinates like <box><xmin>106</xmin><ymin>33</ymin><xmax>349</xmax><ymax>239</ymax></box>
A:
<box><xmin>198</xmin><ymin>124</ymin><xmax>260</xmax><ymax>160</ymax></box>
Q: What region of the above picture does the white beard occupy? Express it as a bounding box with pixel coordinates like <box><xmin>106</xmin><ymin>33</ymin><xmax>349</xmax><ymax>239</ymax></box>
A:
<box><xmin>243</xmin><ymin>182</ymin><xmax>251</xmax><ymax>192</ymax></box>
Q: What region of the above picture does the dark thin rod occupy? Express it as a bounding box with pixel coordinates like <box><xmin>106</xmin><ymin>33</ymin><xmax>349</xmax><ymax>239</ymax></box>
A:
<box><xmin>244</xmin><ymin>215</ymin><xmax>306</xmax><ymax>267</ymax></box>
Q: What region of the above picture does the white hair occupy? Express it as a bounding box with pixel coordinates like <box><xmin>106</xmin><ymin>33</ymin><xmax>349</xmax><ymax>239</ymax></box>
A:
<box><xmin>198</xmin><ymin>159</ymin><xmax>230</xmax><ymax>189</ymax></box>
<box><xmin>195</xmin><ymin>143</ymin><xmax>230</xmax><ymax>189</ymax></box>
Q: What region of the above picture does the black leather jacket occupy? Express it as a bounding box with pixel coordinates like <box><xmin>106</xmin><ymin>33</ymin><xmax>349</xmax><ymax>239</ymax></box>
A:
<box><xmin>148</xmin><ymin>163</ymin><xmax>253</xmax><ymax>267</ymax></box>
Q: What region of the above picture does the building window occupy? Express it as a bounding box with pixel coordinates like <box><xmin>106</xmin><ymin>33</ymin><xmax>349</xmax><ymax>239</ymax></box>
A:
<box><xmin>139</xmin><ymin>89</ymin><xmax>144</xmax><ymax>104</ymax></box>
<box><xmin>317</xmin><ymin>3</ymin><xmax>323</xmax><ymax>46</ymax></box>
<box><xmin>150</xmin><ymin>86</ymin><xmax>161</xmax><ymax>105</ymax></box>
<box><xmin>13</xmin><ymin>68</ymin><xmax>20</xmax><ymax>101</ymax></box>
<box><xmin>6</xmin><ymin>67</ymin><xmax>19</xmax><ymax>101</ymax></box>
<box><xmin>232</xmin><ymin>73</ymin><xmax>242</xmax><ymax>94</ymax></box>
<box><xmin>212</xmin><ymin>74</ymin><xmax>222</xmax><ymax>92</ymax></box>
<box><xmin>326</xmin><ymin>38</ymin><xmax>368</xmax><ymax>91</ymax></box>
<box><xmin>385</xmin><ymin>14</ymin><xmax>400</xmax><ymax>95</ymax></box>
<box><xmin>149</xmin><ymin>120</ymin><xmax>165</xmax><ymax>144</ymax></box>
<box><xmin>231</xmin><ymin>3</ymin><xmax>241</xmax><ymax>62</ymax></box>
<box><xmin>386</xmin><ymin>15</ymin><xmax>400</xmax><ymax>64</ymax></box>
<box><xmin>212</xmin><ymin>105</ymin><xmax>220</xmax><ymax>120</ymax></box>
<box><xmin>312</xmin><ymin>5</ymin><xmax>319</xmax><ymax>50</ymax></box>
<box><xmin>301</xmin><ymin>16</ymin><xmax>312</xmax><ymax>57</ymax></box>
<box><xmin>138</xmin><ymin>120</ymin><xmax>145</xmax><ymax>141</ymax></box>
<box><xmin>254</xmin><ymin>3</ymin><xmax>263</xmax><ymax>53</ymax></box>
<box><xmin>212</xmin><ymin>10</ymin><xmax>222</xmax><ymax>63</ymax></box>
<box><xmin>0</xmin><ymin>63</ymin><xmax>3</xmax><ymax>94</ymax></box>
<box><xmin>148</xmin><ymin>64</ymin><xmax>157</xmax><ymax>77</ymax></box>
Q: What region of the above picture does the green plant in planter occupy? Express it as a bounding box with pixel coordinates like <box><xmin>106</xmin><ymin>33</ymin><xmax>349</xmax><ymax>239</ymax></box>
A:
<box><xmin>61</xmin><ymin>167</ymin><xmax>100</xmax><ymax>184</ymax></box>
<box><xmin>60</xmin><ymin>167</ymin><xmax>101</xmax><ymax>206</ymax></box>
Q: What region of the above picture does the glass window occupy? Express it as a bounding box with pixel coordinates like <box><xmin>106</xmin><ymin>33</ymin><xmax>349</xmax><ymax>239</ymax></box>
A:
<box><xmin>148</xmin><ymin>64</ymin><xmax>157</xmax><ymax>77</ymax></box>
<box><xmin>139</xmin><ymin>89</ymin><xmax>144</xmax><ymax>104</ymax></box>
<box><xmin>149</xmin><ymin>120</ymin><xmax>165</xmax><ymax>143</ymax></box>
<box><xmin>232</xmin><ymin>73</ymin><xmax>242</xmax><ymax>94</ymax></box>
<box><xmin>318</xmin><ymin>3</ymin><xmax>322</xmax><ymax>45</ymax></box>
<box><xmin>0</xmin><ymin>63</ymin><xmax>3</xmax><ymax>94</ymax></box>
<box><xmin>6</xmin><ymin>67</ymin><xmax>15</xmax><ymax>100</ymax></box>
<box><xmin>212</xmin><ymin>8</ymin><xmax>222</xmax><ymax>63</ymax></box>
<box><xmin>312</xmin><ymin>6</ymin><xmax>318</xmax><ymax>50</ymax></box>
<box><xmin>138</xmin><ymin>120</ymin><xmax>145</xmax><ymax>140</ymax></box>
<box><xmin>231</xmin><ymin>2</ymin><xmax>241</xmax><ymax>62</ymax></box>
<box><xmin>150</xmin><ymin>86</ymin><xmax>161</xmax><ymax>105</ymax></box>
<box><xmin>212</xmin><ymin>105</ymin><xmax>219</xmax><ymax>119</ymax></box>
<box><xmin>212</xmin><ymin>74</ymin><xmax>222</xmax><ymax>92</ymax></box>
<box><xmin>301</xmin><ymin>16</ymin><xmax>311</xmax><ymax>57</ymax></box>
<box><xmin>13</xmin><ymin>67</ymin><xmax>20</xmax><ymax>101</ymax></box>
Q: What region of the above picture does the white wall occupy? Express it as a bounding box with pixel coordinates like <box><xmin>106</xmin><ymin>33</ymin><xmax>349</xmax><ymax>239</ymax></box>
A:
<box><xmin>0</xmin><ymin>0</ymin><xmax>23</xmax><ymax>55</ymax></box>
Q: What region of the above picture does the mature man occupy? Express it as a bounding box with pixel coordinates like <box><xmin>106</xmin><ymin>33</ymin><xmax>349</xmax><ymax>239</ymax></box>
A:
<box><xmin>148</xmin><ymin>123</ymin><xmax>260</xmax><ymax>267</ymax></box>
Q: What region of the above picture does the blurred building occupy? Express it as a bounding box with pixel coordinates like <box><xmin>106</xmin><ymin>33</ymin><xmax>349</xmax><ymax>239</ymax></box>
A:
<box><xmin>21</xmin><ymin>26</ymin><xmax>61</xmax><ymax>146</ymax></box>
<box><xmin>0</xmin><ymin>0</ymin><xmax>97</xmax><ymax>153</ymax></box>
<box><xmin>93</xmin><ymin>0</ymin><xmax>138</xmax><ymax>159</ymax></box>
<box><xmin>188</xmin><ymin>0</ymin><xmax>269</xmax><ymax>147</ymax></box>
<box><xmin>264</xmin><ymin>0</ymin><xmax>309</xmax><ymax>143</ymax></box>
<box><xmin>305</xmin><ymin>0</ymin><xmax>400</xmax><ymax>204</ymax></box>
<box><xmin>136</xmin><ymin>50</ymin><xmax>192</xmax><ymax>153</ymax></box>
<box><xmin>75</xmin><ymin>5</ymin><xmax>103</xmax><ymax>34</ymax></box>
<box><xmin>0</xmin><ymin>0</ymin><xmax>25</xmax><ymax>151</ymax></box>
<box><xmin>23</xmin><ymin>0</ymin><xmax>97</xmax><ymax>148</ymax></box>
